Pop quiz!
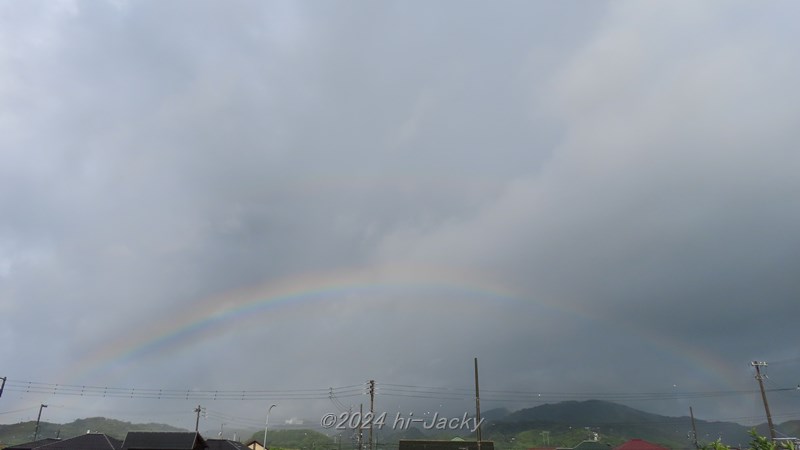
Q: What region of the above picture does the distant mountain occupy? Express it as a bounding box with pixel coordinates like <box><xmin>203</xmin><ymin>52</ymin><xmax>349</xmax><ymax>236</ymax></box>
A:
<box><xmin>3</xmin><ymin>403</ymin><xmax>796</xmax><ymax>450</ymax></box>
<box><xmin>481</xmin><ymin>408</ymin><xmax>511</xmax><ymax>422</ymax></box>
<box><xmin>0</xmin><ymin>417</ymin><xmax>186</xmax><ymax>446</ymax></box>
<box><xmin>485</xmin><ymin>400</ymin><xmax>753</xmax><ymax>449</ymax></box>
<box><xmin>382</xmin><ymin>426</ymin><xmax>427</xmax><ymax>442</ymax></box>
<box><xmin>505</xmin><ymin>400</ymin><xmax>668</xmax><ymax>424</ymax></box>
<box><xmin>777</xmin><ymin>420</ymin><xmax>800</xmax><ymax>438</ymax></box>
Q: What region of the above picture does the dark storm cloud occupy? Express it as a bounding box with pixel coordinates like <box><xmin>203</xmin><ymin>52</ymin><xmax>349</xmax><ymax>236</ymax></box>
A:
<box><xmin>2</xmin><ymin>0</ymin><xmax>799</xmax><ymax>429</ymax></box>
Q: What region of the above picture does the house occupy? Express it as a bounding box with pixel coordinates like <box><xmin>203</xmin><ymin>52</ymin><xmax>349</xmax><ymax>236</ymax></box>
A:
<box><xmin>121</xmin><ymin>432</ymin><xmax>207</xmax><ymax>450</ymax></box>
<box><xmin>6</xmin><ymin>434</ymin><xmax>121</xmax><ymax>450</ymax></box>
<box><xmin>399</xmin><ymin>439</ymin><xmax>495</xmax><ymax>450</ymax></box>
<box><xmin>614</xmin><ymin>439</ymin><xmax>669</xmax><ymax>450</ymax></box>
<box><xmin>4</xmin><ymin>438</ymin><xmax>62</xmax><ymax>450</ymax></box>
<box><xmin>243</xmin><ymin>440</ymin><xmax>266</xmax><ymax>450</ymax></box>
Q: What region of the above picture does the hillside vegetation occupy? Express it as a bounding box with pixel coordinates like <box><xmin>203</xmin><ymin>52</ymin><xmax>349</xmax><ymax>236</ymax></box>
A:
<box><xmin>3</xmin><ymin>401</ymin><xmax>797</xmax><ymax>450</ymax></box>
<box><xmin>249</xmin><ymin>428</ymin><xmax>334</xmax><ymax>450</ymax></box>
<box><xmin>0</xmin><ymin>417</ymin><xmax>186</xmax><ymax>446</ymax></box>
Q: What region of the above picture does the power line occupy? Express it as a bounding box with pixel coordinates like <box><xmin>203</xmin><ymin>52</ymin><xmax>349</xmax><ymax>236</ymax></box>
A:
<box><xmin>377</xmin><ymin>383</ymin><xmax>795</xmax><ymax>402</ymax></box>
<box><xmin>767</xmin><ymin>356</ymin><xmax>800</xmax><ymax>366</ymax></box>
<box><xmin>2</xmin><ymin>379</ymin><xmax>366</xmax><ymax>401</ymax></box>
<box><xmin>204</xmin><ymin>409</ymin><xmax>265</xmax><ymax>428</ymax></box>
<box><xmin>330</xmin><ymin>387</ymin><xmax>352</xmax><ymax>413</ymax></box>
<box><xmin>6</xmin><ymin>378</ymin><xmax>797</xmax><ymax>405</ymax></box>
<box><xmin>5</xmin><ymin>377</ymin><xmax>799</xmax><ymax>424</ymax></box>
<box><xmin>0</xmin><ymin>405</ymin><xmax>39</xmax><ymax>415</ymax></box>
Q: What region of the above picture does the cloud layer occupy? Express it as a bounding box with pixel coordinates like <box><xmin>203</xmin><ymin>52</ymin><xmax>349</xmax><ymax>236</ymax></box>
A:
<box><xmin>2</xmin><ymin>0</ymin><xmax>799</xmax><ymax>431</ymax></box>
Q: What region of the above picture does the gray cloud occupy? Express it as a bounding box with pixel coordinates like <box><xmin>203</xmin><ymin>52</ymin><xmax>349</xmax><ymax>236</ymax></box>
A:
<box><xmin>2</xmin><ymin>0</ymin><xmax>799</xmax><ymax>431</ymax></box>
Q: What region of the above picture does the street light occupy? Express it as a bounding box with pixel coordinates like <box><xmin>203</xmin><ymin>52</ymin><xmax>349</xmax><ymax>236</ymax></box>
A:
<box><xmin>263</xmin><ymin>404</ymin><xmax>277</xmax><ymax>450</ymax></box>
<box><xmin>34</xmin><ymin>404</ymin><xmax>48</xmax><ymax>441</ymax></box>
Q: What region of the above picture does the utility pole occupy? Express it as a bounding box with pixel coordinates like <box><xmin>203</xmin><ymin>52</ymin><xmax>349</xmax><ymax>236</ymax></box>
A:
<box><xmin>34</xmin><ymin>404</ymin><xmax>47</xmax><ymax>441</ymax></box>
<box><xmin>368</xmin><ymin>381</ymin><xmax>375</xmax><ymax>450</ymax></box>
<box><xmin>689</xmin><ymin>407</ymin><xmax>699</xmax><ymax>449</ymax></box>
<box><xmin>752</xmin><ymin>361</ymin><xmax>776</xmax><ymax>440</ymax></box>
<box><xmin>358</xmin><ymin>404</ymin><xmax>364</xmax><ymax>450</ymax></box>
<box><xmin>194</xmin><ymin>405</ymin><xmax>203</xmax><ymax>432</ymax></box>
<box><xmin>474</xmin><ymin>358</ymin><xmax>482</xmax><ymax>450</ymax></box>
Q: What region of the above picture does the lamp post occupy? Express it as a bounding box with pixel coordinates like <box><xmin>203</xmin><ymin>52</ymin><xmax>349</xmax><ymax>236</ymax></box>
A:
<box><xmin>34</xmin><ymin>404</ymin><xmax>48</xmax><ymax>441</ymax></box>
<box><xmin>263</xmin><ymin>404</ymin><xmax>277</xmax><ymax>450</ymax></box>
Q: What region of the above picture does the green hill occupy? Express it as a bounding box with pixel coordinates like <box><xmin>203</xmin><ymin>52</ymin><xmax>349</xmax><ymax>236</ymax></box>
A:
<box><xmin>0</xmin><ymin>417</ymin><xmax>186</xmax><ymax>446</ymax></box>
<box><xmin>249</xmin><ymin>428</ymin><xmax>334</xmax><ymax>450</ymax></box>
<box><xmin>2</xmin><ymin>402</ymin><xmax>795</xmax><ymax>450</ymax></box>
<box><xmin>776</xmin><ymin>420</ymin><xmax>800</xmax><ymax>438</ymax></box>
<box><xmin>485</xmin><ymin>400</ymin><xmax>768</xmax><ymax>450</ymax></box>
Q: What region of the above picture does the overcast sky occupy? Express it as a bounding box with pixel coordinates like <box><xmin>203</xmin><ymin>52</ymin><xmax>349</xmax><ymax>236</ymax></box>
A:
<box><xmin>2</xmin><ymin>0</ymin><xmax>800</xmax><ymax>437</ymax></box>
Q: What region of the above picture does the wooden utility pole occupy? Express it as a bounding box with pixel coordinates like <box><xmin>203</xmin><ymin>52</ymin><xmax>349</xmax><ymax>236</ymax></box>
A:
<box><xmin>358</xmin><ymin>404</ymin><xmax>364</xmax><ymax>450</ymax></box>
<box><xmin>474</xmin><ymin>358</ymin><xmax>482</xmax><ymax>450</ymax></box>
<box><xmin>194</xmin><ymin>405</ymin><xmax>203</xmax><ymax>432</ymax></box>
<box><xmin>752</xmin><ymin>361</ymin><xmax>776</xmax><ymax>440</ymax></box>
<box><xmin>690</xmin><ymin>407</ymin><xmax>699</xmax><ymax>449</ymax></box>
<box><xmin>368</xmin><ymin>381</ymin><xmax>375</xmax><ymax>450</ymax></box>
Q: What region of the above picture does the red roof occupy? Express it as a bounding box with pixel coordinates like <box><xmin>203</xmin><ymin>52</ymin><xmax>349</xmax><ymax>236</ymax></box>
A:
<box><xmin>614</xmin><ymin>439</ymin><xmax>670</xmax><ymax>450</ymax></box>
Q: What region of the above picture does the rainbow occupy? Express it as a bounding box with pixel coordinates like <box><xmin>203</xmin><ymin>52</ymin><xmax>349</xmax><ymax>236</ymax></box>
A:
<box><xmin>63</xmin><ymin>263</ymin><xmax>746</xmax><ymax>392</ymax></box>
<box><xmin>65</xmin><ymin>264</ymin><xmax>527</xmax><ymax>382</ymax></box>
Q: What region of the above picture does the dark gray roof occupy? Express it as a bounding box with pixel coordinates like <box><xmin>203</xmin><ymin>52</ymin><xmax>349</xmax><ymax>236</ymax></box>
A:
<box><xmin>121</xmin><ymin>432</ymin><xmax>205</xmax><ymax>450</ymax></box>
<box><xmin>36</xmin><ymin>434</ymin><xmax>121</xmax><ymax>450</ymax></box>
<box><xmin>399</xmin><ymin>440</ymin><xmax>495</xmax><ymax>450</ymax></box>
<box><xmin>4</xmin><ymin>438</ymin><xmax>62</xmax><ymax>450</ymax></box>
<box><xmin>205</xmin><ymin>440</ymin><xmax>250</xmax><ymax>450</ymax></box>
